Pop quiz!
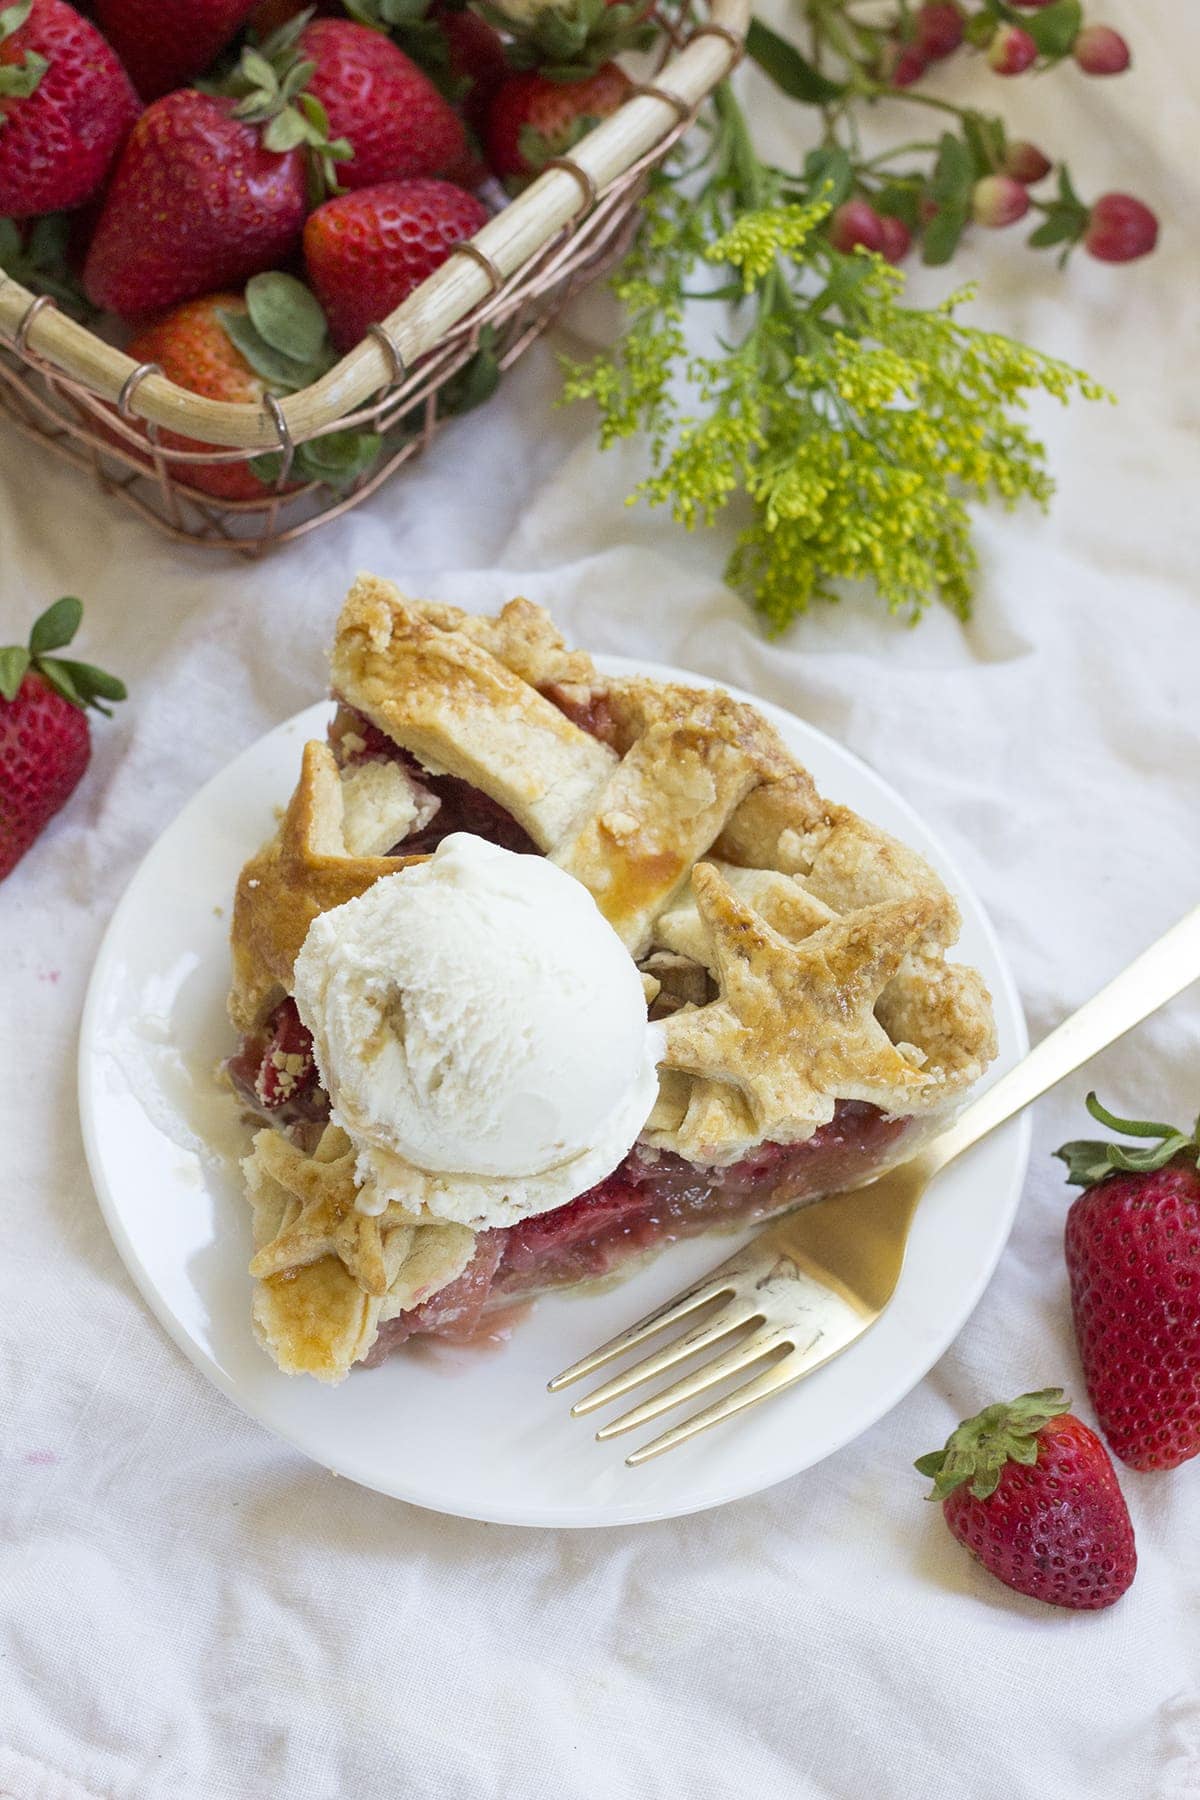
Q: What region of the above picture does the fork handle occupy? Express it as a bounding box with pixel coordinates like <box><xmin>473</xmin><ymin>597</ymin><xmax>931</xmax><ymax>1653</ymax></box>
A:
<box><xmin>930</xmin><ymin>903</ymin><xmax>1200</xmax><ymax>1172</ymax></box>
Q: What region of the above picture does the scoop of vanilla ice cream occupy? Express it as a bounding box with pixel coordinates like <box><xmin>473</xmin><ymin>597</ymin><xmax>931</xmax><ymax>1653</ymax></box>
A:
<box><xmin>292</xmin><ymin>835</ymin><xmax>662</xmax><ymax>1229</ymax></box>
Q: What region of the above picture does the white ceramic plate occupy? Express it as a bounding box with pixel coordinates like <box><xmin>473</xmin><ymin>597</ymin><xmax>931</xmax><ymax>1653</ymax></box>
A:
<box><xmin>79</xmin><ymin>657</ymin><xmax>1029</xmax><ymax>1528</ymax></box>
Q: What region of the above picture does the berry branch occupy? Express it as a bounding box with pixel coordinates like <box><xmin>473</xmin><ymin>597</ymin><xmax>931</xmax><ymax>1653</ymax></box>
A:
<box><xmin>563</xmin><ymin>0</ymin><xmax>1156</xmax><ymax>629</ymax></box>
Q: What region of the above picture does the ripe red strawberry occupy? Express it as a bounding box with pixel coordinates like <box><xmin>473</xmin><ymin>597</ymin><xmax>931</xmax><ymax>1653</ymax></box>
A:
<box><xmin>82</xmin><ymin>91</ymin><xmax>307</xmax><ymax>316</ymax></box>
<box><xmin>0</xmin><ymin>0</ymin><xmax>139</xmax><ymax>218</ymax></box>
<box><xmin>123</xmin><ymin>293</ymin><xmax>285</xmax><ymax>500</ymax></box>
<box><xmin>1057</xmin><ymin>1093</ymin><xmax>1200</xmax><ymax>1470</ymax></box>
<box><xmin>0</xmin><ymin>598</ymin><xmax>125</xmax><ymax>880</ymax></box>
<box><xmin>304</xmin><ymin>177</ymin><xmax>488</xmax><ymax>352</ymax></box>
<box><xmin>916</xmin><ymin>1388</ymin><xmax>1136</xmax><ymax>1611</ymax></box>
<box><xmin>439</xmin><ymin>6</ymin><xmax>507</xmax><ymax>136</ymax></box>
<box><xmin>92</xmin><ymin>0</ymin><xmax>259</xmax><ymax>101</ymax></box>
<box><xmin>485</xmin><ymin>62</ymin><xmax>630</xmax><ymax>184</ymax></box>
<box><xmin>297</xmin><ymin>17</ymin><xmax>466</xmax><ymax>188</ymax></box>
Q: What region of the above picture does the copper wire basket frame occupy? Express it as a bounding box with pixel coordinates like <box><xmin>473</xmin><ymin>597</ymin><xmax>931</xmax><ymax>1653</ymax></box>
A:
<box><xmin>0</xmin><ymin>0</ymin><xmax>748</xmax><ymax>552</ymax></box>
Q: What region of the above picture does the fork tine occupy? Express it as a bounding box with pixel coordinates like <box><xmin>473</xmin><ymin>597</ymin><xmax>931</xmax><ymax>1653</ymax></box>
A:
<box><xmin>624</xmin><ymin>1348</ymin><xmax>813</xmax><ymax>1466</ymax></box>
<box><xmin>593</xmin><ymin>1326</ymin><xmax>787</xmax><ymax>1441</ymax></box>
<box><xmin>547</xmin><ymin>1272</ymin><xmax>739</xmax><ymax>1392</ymax></box>
<box><xmin>567</xmin><ymin>1303</ymin><xmax>765</xmax><ymax>1417</ymax></box>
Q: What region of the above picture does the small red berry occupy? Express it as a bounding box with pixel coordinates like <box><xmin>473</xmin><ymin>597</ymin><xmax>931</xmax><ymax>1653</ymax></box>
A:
<box><xmin>972</xmin><ymin>173</ymin><xmax>1030</xmax><ymax>228</ymax></box>
<box><xmin>987</xmin><ymin>24</ymin><xmax>1037</xmax><ymax>74</ymax></box>
<box><xmin>1003</xmin><ymin>139</ymin><xmax>1052</xmax><ymax>184</ymax></box>
<box><xmin>1073</xmin><ymin>24</ymin><xmax>1131</xmax><ymax>74</ymax></box>
<box><xmin>878</xmin><ymin>214</ymin><xmax>912</xmax><ymax>263</ymax></box>
<box><xmin>917</xmin><ymin>193</ymin><xmax>939</xmax><ymax>227</ymax></box>
<box><xmin>878</xmin><ymin>37</ymin><xmax>928</xmax><ymax>86</ymax></box>
<box><xmin>829</xmin><ymin>199</ymin><xmax>887</xmax><ymax>254</ymax></box>
<box><xmin>915</xmin><ymin>1</ymin><xmax>963</xmax><ymax>60</ymax></box>
<box><xmin>1083</xmin><ymin>192</ymin><xmax>1159</xmax><ymax>262</ymax></box>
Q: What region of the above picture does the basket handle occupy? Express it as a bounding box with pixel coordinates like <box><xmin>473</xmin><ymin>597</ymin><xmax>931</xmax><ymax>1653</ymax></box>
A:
<box><xmin>0</xmin><ymin>0</ymin><xmax>749</xmax><ymax>453</ymax></box>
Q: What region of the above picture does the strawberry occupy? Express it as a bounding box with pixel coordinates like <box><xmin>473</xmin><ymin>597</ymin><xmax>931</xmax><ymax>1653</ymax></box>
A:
<box><xmin>300</xmin><ymin>17</ymin><xmax>465</xmax><ymax>187</ymax></box>
<box><xmin>0</xmin><ymin>597</ymin><xmax>125</xmax><ymax>880</ymax></box>
<box><xmin>92</xmin><ymin>0</ymin><xmax>259</xmax><ymax>101</ymax></box>
<box><xmin>439</xmin><ymin>7</ymin><xmax>507</xmax><ymax>135</ymax></box>
<box><xmin>477</xmin><ymin>0</ymin><xmax>654</xmax><ymax>81</ymax></box>
<box><xmin>118</xmin><ymin>273</ymin><xmax>382</xmax><ymax>493</ymax></box>
<box><xmin>123</xmin><ymin>291</ymin><xmax>285</xmax><ymax>501</ymax></box>
<box><xmin>81</xmin><ymin>91</ymin><xmax>309</xmax><ymax>315</ymax></box>
<box><xmin>0</xmin><ymin>0</ymin><xmax>139</xmax><ymax>218</ymax></box>
<box><xmin>223</xmin><ymin>14</ymin><xmax>465</xmax><ymax>193</ymax></box>
<box><xmin>485</xmin><ymin>61</ymin><xmax>630</xmax><ymax>184</ymax></box>
<box><xmin>1057</xmin><ymin>1093</ymin><xmax>1200</xmax><ymax>1471</ymax></box>
<box><xmin>916</xmin><ymin>1388</ymin><xmax>1136</xmax><ymax>1611</ymax></box>
<box><xmin>303</xmin><ymin>176</ymin><xmax>488</xmax><ymax>351</ymax></box>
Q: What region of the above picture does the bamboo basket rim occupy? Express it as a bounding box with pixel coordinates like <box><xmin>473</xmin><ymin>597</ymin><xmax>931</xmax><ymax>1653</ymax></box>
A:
<box><xmin>0</xmin><ymin>0</ymin><xmax>748</xmax><ymax>452</ymax></box>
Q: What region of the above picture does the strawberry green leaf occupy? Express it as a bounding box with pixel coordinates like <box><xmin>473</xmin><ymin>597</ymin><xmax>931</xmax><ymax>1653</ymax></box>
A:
<box><xmin>437</xmin><ymin>328</ymin><xmax>501</xmax><ymax>417</ymax></box>
<box><xmin>218</xmin><ymin>308</ymin><xmax>322</xmax><ymax>390</ymax></box>
<box><xmin>0</xmin><ymin>0</ymin><xmax>33</xmax><ymax>41</ymax></box>
<box><xmin>239</xmin><ymin>48</ymin><xmax>279</xmax><ymax>93</ymax></box>
<box><xmin>29</xmin><ymin>595</ymin><xmax>82</xmax><ymax>655</ymax></box>
<box><xmin>0</xmin><ymin>48</ymin><xmax>46</xmax><ymax>100</ymax></box>
<box><xmin>746</xmin><ymin>18</ymin><xmax>846</xmax><ymax>105</ymax></box>
<box><xmin>280</xmin><ymin>56</ymin><xmax>317</xmax><ymax>103</ymax></box>
<box><xmin>1086</xmin><ymin>1093</ymin><xmax>1184</xmax><ymax>1139</ymax></box>
<box><xmin>1054</xmin><ymin>1092</ymin><xmax>1200</xmax><ymax>1185</ymax></box>
<box><xmin>295</xmin><ymin>428</ymin><xmax>383</xmax><ymax>486</ymax></box>
<box><xmin>264</xmin><ymin>108</ymin><xmax>310</xmax><ymax>153</ymax></box>
<box><xmin>0</xmin><ymin>644</ymin><xmax>30</xmax><ymax>702</ymax></box>
<box><xmin>916</xmin><ymin>1389</ymin><xmax>1070</xmax><ymax>1502</ymax></box>
<box><xmin>47</xmin><ymin>660</ymin><xmax>127</xmax><ymax>703</ymax></box>
<box><xmin>257</xmin><ymin>6</ymin><xmax>312</xmax><ymax>58</ymax></box>
<box><xmin>245</xmin><ymin>272</ymin><xmax>329</xmax><ymax>365</ymax></box>
<box><xmin>35</xmin><ymin>656</ymin><xmax>84</xmax><ymax>709</ymax></box>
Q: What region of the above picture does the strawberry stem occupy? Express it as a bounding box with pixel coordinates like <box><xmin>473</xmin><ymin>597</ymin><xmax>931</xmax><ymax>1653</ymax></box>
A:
<box><xmin>915</xmin><ymin>1388</ymin><xmax>1070</xmax><ymax>1502</ymax></box>
<box><xmin>1055</xmin><ymin>1091</ymin><xmax>1200</xmax><ymax>1187</ymax></box>
<box><xmin>0</xmin><ymin>598</ymin><xmax>126</xmax><ymax>715</ymax></box>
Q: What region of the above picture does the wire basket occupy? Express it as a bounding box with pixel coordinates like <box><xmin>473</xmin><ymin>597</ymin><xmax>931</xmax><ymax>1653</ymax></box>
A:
<box><xmin>0</xmin><ymin>0</ymin><xmax>746</xmax><ymax>554</ymax></box>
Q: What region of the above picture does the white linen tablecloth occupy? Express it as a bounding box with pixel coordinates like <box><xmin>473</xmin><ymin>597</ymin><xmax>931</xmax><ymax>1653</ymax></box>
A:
<box><xmin>2</xmin><ymin>3</ymin><xmax>1198</xmax><ymax>1792</ymax></box>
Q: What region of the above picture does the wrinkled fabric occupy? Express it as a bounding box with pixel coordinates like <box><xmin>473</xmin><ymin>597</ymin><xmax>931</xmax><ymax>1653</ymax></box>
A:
<box><xmin>2</xmin><ymin>3</ymin><xmax>1198</xmax><ymax>1793</ymax></box>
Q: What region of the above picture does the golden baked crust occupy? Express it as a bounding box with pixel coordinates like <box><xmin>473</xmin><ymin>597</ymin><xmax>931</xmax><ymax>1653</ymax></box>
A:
<box><xmin>229</xmin><ymin>740</ymin><xmax>426</xmax><ymax>1032</ymax></box>
<box><xmin>244</xmin><ymin>1124</ymin><xmax>474</xmax><ymax>1382</ymax></box>
<box><xmin>228</xmin><ymin>575</ymin><xmax>997</xmax><ymax>1379</ymax></box>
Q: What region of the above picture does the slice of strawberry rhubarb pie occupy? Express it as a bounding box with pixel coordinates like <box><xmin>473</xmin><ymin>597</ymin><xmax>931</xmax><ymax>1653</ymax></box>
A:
<box><xmin>225</xmin><ymin>575</ymin><xmax>996</xmax><ymax>1381</ymax></box>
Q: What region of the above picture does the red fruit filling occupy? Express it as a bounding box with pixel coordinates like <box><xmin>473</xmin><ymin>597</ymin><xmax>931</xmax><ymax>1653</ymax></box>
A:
<box><xmin>371</xmin><ymin>1101</ymin><xmax>910</xmax><ymax>1352</ymax></box>
<box><xmin>226</xmin><ymin>997</ymin><xmax>329</xmax><ymax>1133</ymax></box>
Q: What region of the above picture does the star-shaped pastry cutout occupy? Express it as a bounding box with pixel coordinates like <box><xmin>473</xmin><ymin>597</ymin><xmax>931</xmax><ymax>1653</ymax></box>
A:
<box><xmin>662</xmin><ymin>863</ymin><xmax>941</xmax><ymax>1141</ymax></box>
<box><xmin>246</xmin><ymin>1126</ymin><xmax>421</xmax><ymax>1297</ymax></box>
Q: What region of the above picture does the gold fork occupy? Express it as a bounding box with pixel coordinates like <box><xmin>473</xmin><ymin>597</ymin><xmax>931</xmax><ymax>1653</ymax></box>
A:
<box><xmin>550</xmin><ymin>904</ymin><xmax>1200</xmax><ymax>1466</ymax></box>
